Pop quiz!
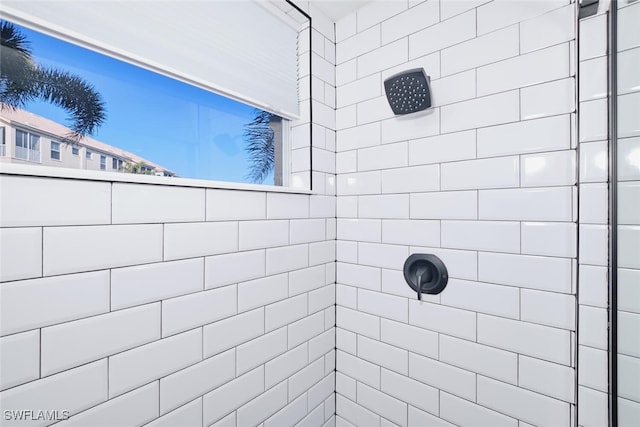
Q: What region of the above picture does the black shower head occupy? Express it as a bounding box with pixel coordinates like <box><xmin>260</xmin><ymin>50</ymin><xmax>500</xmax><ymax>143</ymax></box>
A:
<box><xmin>384</xmin><ymin>68</ymin><xmax>432</xmax><ymax>115</ymax></box>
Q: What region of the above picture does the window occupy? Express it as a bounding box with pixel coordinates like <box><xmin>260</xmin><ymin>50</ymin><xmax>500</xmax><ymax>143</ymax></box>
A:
<box><xmin>0</xmin><ymin>4</ymin><xmax>309</xmax><ymax>187</ymax></box>
<box><xmin>112</xmin><ymin>158</ymin><xmax>123</xmax><ymax>170</ymax></box>
<box><xmin>86</xmin><ymin>150</ymin><xmax>92</xmax><ymax>159</ymax></box>
<box><xmin>72</xmin><ymin>146</ymin><xmax>79</xmax><ymax>156</ymax></box>
<box><xmin>51</xmin><ymin>141</ymin><xmax>61</xmax><ymax>160</ymax></box>
<box><xmin>5</xmin><ymin>2</ymin><xmax>302</xmax><ymax>117</ymax></box>
<box><xmin>0</xmin><ymin>127</ymin><xmax>5</xmax><ymax>157</ymax></box>
<box><xmin>15</xmin><ymin>129</ymin><xmax>40</xmax><ymax>162</ymax></box>
<box><xmin>100</xmin><ymin>155</ymin><xmax>106</xmax><ymax>170</ymax></box>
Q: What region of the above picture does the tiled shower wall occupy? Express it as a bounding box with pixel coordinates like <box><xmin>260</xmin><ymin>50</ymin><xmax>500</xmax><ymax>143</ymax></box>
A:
<box><xmin>0</xmin><ymin>178</ymin><xmax>337</xmax><ymax>427</ymax></box>
<box><xmin>576</xmin><ymin>5</ymin><xmax>609</xmax><ymax>426</ymax></box>
<box><xmin>0</xmin><ymin>5</ymin><xmax>338</xmax><ymax>427</ymax></box>
<box><xmin>615</xmin><ymin>0</ymin><xmax>640</xmax><ymax>424</ymax></box>
<box><xmin>334</xmin><ymin>1</ymin><xmax>578</xmax><ymax>426</ymax></box>
<box><xmin>577</xmin><ymin>2</ymin><xmax>640</xmax><ymax>425</ymax></box>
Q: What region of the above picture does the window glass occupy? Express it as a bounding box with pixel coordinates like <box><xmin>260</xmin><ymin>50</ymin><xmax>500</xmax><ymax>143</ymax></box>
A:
<box><xmin>86</xmin><ymin>150</ymin><xmax>92</xmax><ymax>159</ymax></box>
<box><xmin>0</xmin><ymin>19</ymin><xmax>296</xmax><ymax>186</ymax></box>
<box><xmin>72</xmin><ymin>146</ymin><xmax>79</xmax><ymax>156</ymax></box>
<box><xmin>15</xmin><ymin>129</ymin><xmax>40</xmax><ymax>162</ymax></box>
<box><xmin>29</xmin><ymin>134</ymin><xmax>39</xmax><ymax>151</ymax></box>
<box><xmin>100</xmin><ymin>155</ymin><xmax>106</xmax><ymax>170</ymax></box>
<box><xmin>51</xmin><ymin>141</ymin><xmax>60</xmax><ymax>160</ymax></box>
<box><xmin>15</xmin><ymin>130</ymin><xmax>27</xmax><ymax>149</ymax></box>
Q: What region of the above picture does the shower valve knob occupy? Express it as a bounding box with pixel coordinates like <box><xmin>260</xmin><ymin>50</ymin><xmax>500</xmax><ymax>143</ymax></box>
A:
<box><xmin>403</xmin><ymin>254</ymin><xmax>448</xmax><ymax>299</ymax></box>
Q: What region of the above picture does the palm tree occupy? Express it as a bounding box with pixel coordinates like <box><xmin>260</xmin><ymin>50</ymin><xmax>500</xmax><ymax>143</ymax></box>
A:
<box><xmin>0</xmin><ymin>20</ymin><xmax>106</xmax><ymax>141</ymax></box>
<box><xmin>244</xmin><ymin>109</ymin><xmax>274</xmax><ymax>184</ymax></box>
<box><xmin>122</xmin><ymin>160</ymin><xmax>154</xmax><ymax>175</ymax></box>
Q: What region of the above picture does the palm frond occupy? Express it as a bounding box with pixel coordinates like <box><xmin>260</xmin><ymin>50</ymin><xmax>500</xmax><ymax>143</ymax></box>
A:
<box><xmin>244</xmin><ymin>109</ymin><xmax>274</xmax><ymax>184</ymax></box>
<box><xmin>0</xmin><ymin>20</ymin><xmax>32</xmax><ymax>56</ymax></box>
<box><xmin>0</xmin><ymin>20</ymin><xmax>106</xmax><ymax>141</ymax></box>
<box><xmin>0</xmin><ymin>21</ymin><xmax>38</xmax><ymax>108</ymax></box>
<box><xmin>34</xmin><ymin>67</ymin><xmax>106</xmax><ymax>140</ymax></box>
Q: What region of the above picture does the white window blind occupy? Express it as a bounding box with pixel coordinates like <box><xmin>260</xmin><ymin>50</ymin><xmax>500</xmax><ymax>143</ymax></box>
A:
<box><xmin>1</xmin><ymin>0</ymin><xmax>302</xmax><ymax>118</ymax></box>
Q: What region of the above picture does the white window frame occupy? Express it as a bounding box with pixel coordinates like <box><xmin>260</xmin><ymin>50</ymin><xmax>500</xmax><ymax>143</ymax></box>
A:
<box><xmin>0</xmin><ymin>127</ymin><xmax>5</xmax><ymax>157</ymax></box>
<box><xmin>51</xmin><ymin>141</ymin><xmax>61</xmax><ymax>160</ymax></box>
<box><xmin>15</xmin><ymin>129</ymin><xmax>41</xmax><ymax>163</ymax></box>
<box><xmin>99</xmin><ymin>155</ymin><xmax>106</xmax><ymax>170</ymax></box>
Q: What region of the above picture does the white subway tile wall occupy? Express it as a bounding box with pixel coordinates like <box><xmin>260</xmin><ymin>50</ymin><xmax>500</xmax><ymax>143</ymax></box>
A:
<box><xmin>335</xmin><ymin>1</ymin><xmax>577</xmax><ymax>426</ymax></box>
<box><xmin>0</xmin><ymin>176</ymin><xmax>337</xmax><ymax>425</ymax></box>
<box><xmin>0</xmin><ymin>3</ymin><xmax>337</xmax><ymax>426</ymax></box>
<box><xmin>615</xmin><ymin>1</ymin><xmax>640</xmax><ymax>423</ymax></box>
<box><xmin>577</xmin><ymin>7</ymin><xmax>612</xmax><ymax>427</ymax></box>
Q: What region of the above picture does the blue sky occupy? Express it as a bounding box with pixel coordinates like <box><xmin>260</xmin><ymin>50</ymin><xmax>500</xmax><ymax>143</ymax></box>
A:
<box><xmin>14</xmin><ymin>22</ymin><xmax>273</xmax><ymax>183</ymax></box>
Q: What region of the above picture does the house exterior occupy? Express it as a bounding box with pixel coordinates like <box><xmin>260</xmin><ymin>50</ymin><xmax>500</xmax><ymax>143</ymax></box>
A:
<box><xmin>0</xmin><ymin>108</ymin><xmax>176</xmax><ymax>177</ymax></box>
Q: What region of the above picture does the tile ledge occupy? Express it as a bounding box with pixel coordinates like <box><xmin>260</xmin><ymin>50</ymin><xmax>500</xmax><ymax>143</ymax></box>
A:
<box><xmin>0</xmin><ymin>163</ymin><xmax>314</xmax><ymax>195</ymax></box>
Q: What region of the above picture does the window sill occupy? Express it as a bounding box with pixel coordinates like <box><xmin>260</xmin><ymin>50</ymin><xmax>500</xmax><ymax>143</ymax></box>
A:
<box><xmin>0</xmin><ymin>163</ymin><xmax>313</xmax><ymax>194</ymax></box>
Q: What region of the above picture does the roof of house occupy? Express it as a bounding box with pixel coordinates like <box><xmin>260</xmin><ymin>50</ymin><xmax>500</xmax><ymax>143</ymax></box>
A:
<box><xmin>0</xmin><ymin>107</ymin><xmax>176</xmax><ymax>175</ymax></box>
